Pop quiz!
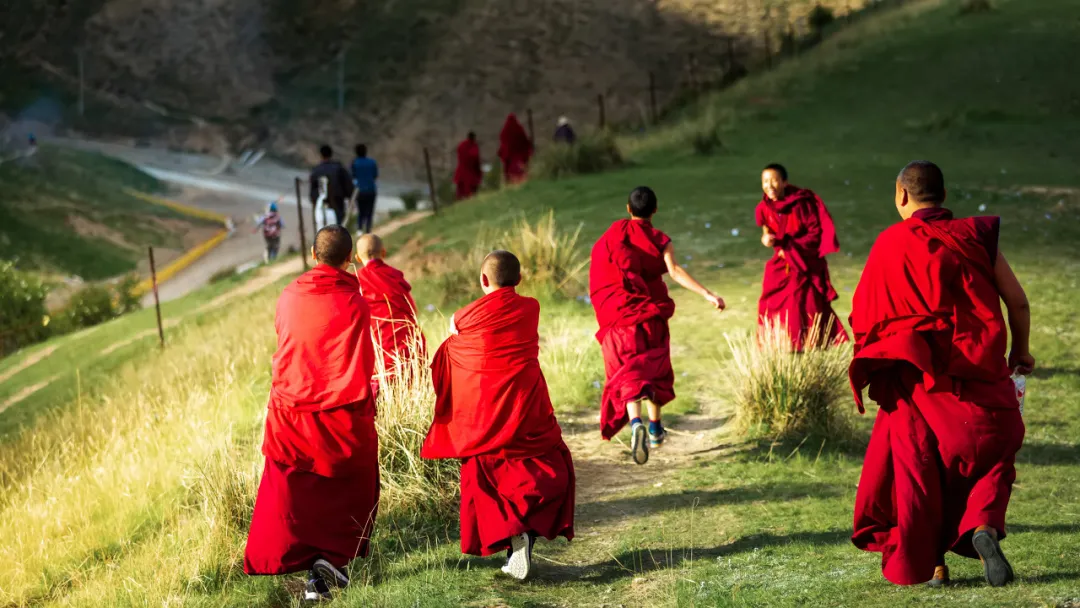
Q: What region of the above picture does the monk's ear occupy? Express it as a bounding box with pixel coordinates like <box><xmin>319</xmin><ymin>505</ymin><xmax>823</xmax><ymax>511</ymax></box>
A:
<box><xmin>626</xmin><ymin>203</ymin><xmax>632</xmax><ymax>216</ymax></box>
<box><xmin>311</xmin><ymin>246</ymin><xmax>318</xmax><ymax>263</ymax></box>
<box><xmin>941</xmin><ymin>188</ymin><xmax>947</xmax><ymax>205</ymax></box>
<box><xmin>481</xmin><ymin>272</ymin><xmax>490</xmax><ymax>288</ymax></box>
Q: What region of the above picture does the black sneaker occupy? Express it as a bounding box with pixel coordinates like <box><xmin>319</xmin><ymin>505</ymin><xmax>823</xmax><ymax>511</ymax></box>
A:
<box><xmin>312</xmin><ymin>558</ymin><xmax>350</xmax><ymax>589</ymax></box>
<box><xmin>631</xmin><ymin>421</ymin><xmax>649</xmax><ymax>465</ymax></box>
<box><xmin>972</xmin><ymin>530</ymin><xmax>1014</xmax><ymax>587</ymax></box>
<box><xmin>303</xmin><ymin>577</ymin><xmax>332</xmax><ymax>602</ymax></box>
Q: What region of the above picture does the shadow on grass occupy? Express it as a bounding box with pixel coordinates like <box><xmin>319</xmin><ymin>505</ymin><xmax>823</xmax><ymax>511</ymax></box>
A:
<box><xmin>1030</xmin><ymin>366</ymin><xmax>1080</xmax><ymax>381</ymax></box>
<box><xmin>731</xmin><ymin>435</ymin><xmax>870</xmax><ymax>462</ymax></box>
<box><xmin>946</xmin><ymin>571</ymin><xmax>1080</xmax><ymax>588</ymax></box>
<box><xmin>1016</xmin><ymin>442</ymin><xmax>1080</xmax><ymax>466</ymax></box>
<box><xmin>579</xmin><ymin>482</ymin><xmax>844</xmax><ymax>521</ymax></box>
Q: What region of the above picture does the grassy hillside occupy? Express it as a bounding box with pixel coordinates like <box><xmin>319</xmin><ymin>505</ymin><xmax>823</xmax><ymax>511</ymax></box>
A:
<box><xmin>2</xmin><ymin>0</ymin><xmax>1080</xmax><ymax>606</ymax></box>
<box><xmin>0</xmin><ymin>145</ymin><xmax>213</xmax><ymax>280</ymax></box>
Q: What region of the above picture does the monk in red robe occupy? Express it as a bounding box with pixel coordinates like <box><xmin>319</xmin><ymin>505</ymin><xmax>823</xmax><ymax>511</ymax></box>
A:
<box><xmin>421</xmin><ymin>250</ymin><xmax>575</xmax><ymax>580</ymax></box>
<box><xmin>244</xmin><ymin>225</ymin><xmax>379</xmax><ymax>602</ymax></box>
<box><xmin>756</xmin><ymin>163</ymin><xmax>848</xmax><ymax>350</ymax></box>
<box><xmin>355</xmin><ymin>234</ymin><xmax>426</xmax><ymax>379</ymax></box>
<box><xmin>454</xmin><ymin>131</ymin><xmax>483</xmax><ymax>200</ymax></box>
<box><xmin>849</xmin><ymin>161</ymin><xmax>1032</xmax><ymax>588</ymax></box>
<box><xmin>497</xmin><ymin>114</ymin><xmax>533</xmax><ymax>184</ymax></box>
<box><xmin>590</xmin><ymin>186</ymin><xmax>725</xmax><ymax>465</ymax></box>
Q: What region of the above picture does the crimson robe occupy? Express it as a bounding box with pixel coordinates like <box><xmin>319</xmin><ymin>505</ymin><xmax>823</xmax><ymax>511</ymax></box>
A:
<box><xmin>421</xmin><ymin>287</ymin><xmax>575</xmax><ymax>556</ymax></box>
<box><xmin>849</xmin><ymin>207</ymin><xmax>1024</xmax><ymax>585</ymax></box>
<box><xmin>453</xmin><ymin>139</ymin><xmax>483</xmax><ymax>200</ymax></box>
<box><xmin>356</xmin><ymin>259</ymin><xmax>426</xmax><ymax>376</ymax></box>
<box><xmin>755</xmin><ymin>186</ymin><xmax>848</xmax><ymax>350</ymax></box>
<box><xmin>589</xmin><ymin>219</ymin><xmax>675</xmax><ymax>440</ymax></box>
<box><xmin>244</xmin><ymin>265</ymin><xmax>380</xmax><ymax>575</ymax></box>
<box><xmin>497</xmin><ymin>114</ymin><xmax>533</xmax><ymax>184</ymax></box>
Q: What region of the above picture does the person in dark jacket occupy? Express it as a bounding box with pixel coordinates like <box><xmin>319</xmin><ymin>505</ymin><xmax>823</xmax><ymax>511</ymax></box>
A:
<box><xmin>351</xmin><ymin>144</ymin><xmax>379</xmax><ymax>235</ymax></box>
<box><xmin>310</xmin><ymin>145</ymin><xmax>354</xmax><ymax>229</ymax></box>
<box><xmin>553</xmin><ymin>117</ymin><xmax>576</xmax><ymax>145</ymax></box>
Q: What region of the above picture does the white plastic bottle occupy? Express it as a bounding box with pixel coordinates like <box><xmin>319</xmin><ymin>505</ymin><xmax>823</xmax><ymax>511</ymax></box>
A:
<box><xmin>1011</xmin><ymin>373</ymin><xmax>1026</xmax><ymax>417</ymax></box>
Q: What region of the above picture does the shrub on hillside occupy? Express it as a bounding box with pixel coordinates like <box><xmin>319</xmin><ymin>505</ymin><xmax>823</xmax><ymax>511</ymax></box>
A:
<box><xmin>691</xmin><ymin>125</ymin><xmax>725</xmax><ymax>156</ymax></box>
<box><xmin>400</xmin><ymin>189</ymin><xmax>423</xmax><ymax>211</ymax></box>
<box><xmin>209</xmin><ymin>267</ymin><xmax>237</xmax><ymax>283</ymax></box>
<box><xmin>724</xmin><ymin>316</ymin><xmax>853</xmax><ymax>441</ymax></box>
<box><xmin>808</xmin><ymin>4</ymin><xmax>835</xmax><ymax>36</ymax></box>
<box><xmin>54</xmin><ymin>276</ymin><xmax>142</xmax><ymax>333</ymax></box>
<box><xmin>0</xmin><ymin>261</ymin><xmax>49</xmax><ymax>356</ymax></box>
<box><xmin>959</xmin><ymin>0</ymin><xmax>993</xmax><ymax>14</ymax></box>
<box><xmin>532</xmin><ymin>132</ymin><xmax>623</xmax><ymax>179</ymax></box>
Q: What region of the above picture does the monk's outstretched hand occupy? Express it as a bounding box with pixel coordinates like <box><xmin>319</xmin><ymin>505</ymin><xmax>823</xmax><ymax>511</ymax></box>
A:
<box><xmin>762</xmin><ymin>232</ymin><xmax>776</xmax><ymax>248</ymax></box>
<box><xmin>705</xmin><ymin>293</ymin><xmax>726</xmax><ymax>311</ymax></box>
<box><xmin>1009</xmin><ymin>349</ymin><xmax>1035</xmax><ymax>375</ymax></box>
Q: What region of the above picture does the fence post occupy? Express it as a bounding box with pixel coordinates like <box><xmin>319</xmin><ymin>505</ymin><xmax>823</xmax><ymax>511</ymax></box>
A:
<box><xmin>294</xmin><ymin>177</ymin><xmax>309</xmax><ymax>271</ymax></box>
<box><xmin>423</xmin><ymin>147</ymin><xmax>439</xmax><ymax>214</ymax></box>
<box><xmin>648</xmin><ymin>71</ymin><xmax>658</xmax><ymax>124</ymax></box>
<box><xmin>763</xmin><ymin>30</ymin><xmax>772</xmax><ymax>68</ymax></box>
<box><xmin>526</xmin><ymin>108</ymin><xmax>536</xmax><ymax>147</ymax></box>
<box><xmin>727</xmin><ymin>38</ymin><xmax>736</xmax><ymax>71</ymax></box>
<box><xmin>148</xmin><ymin>247</ymin><xmax>164</xmax><ymax>349</ymax></box>
<box><xmin>597</xmin><ymin>93</ymin><xmax>606</xmax><ymax>129</ymax></box>
<box><xmin>688</xmin><ymin>53</ymin><xmax>698</xmax><ymax>92</ymax></box>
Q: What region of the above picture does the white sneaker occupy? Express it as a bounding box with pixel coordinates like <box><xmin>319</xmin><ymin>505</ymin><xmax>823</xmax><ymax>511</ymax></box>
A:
<box><xmin>500</xmin><ymin>532</ymin><xmax>532</xmax><ymax>580</ymax></box>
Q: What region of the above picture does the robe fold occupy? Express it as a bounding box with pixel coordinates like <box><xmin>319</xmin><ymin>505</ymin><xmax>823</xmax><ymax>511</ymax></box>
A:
<box><xmin>421</xmin><ymin>287</ymin><xmax>575</xmax><ymax>556</ymax></box>
<box><xmin>244</xmin><ymin>265</ymin><xmax>380</xmax><ymax>575</ymax></box>
<box><xmin>497</xmin><ymin>114</ymin><xmax>533</xmax><ymax>184</ymax></box>
<box><xmin>755</xmin><ymin>186</ymin><xmax>848</xmax><ymax>350</ymax></box>
<box><xmin>849</xmin><ymin>207</ymin><xmax>1024</xmax><ymax>586</ymax></box>
<box><xmin>590</xmin><ymin>219</ymin><xmax>675</xmax><ymax>440</ymax></box>
<box><xmin>356</xmin><ymin>259</ymin><xmax>426</xmax><ymax>376</ymax></box>
<box><xmin>454</xmin><ymin>139</ymin><xmax>483</xmax><ymax>200</ymax></box>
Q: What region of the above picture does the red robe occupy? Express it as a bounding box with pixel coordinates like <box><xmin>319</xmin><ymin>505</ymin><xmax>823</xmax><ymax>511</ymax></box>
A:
<box><xmin>244</xmin><ymin>265</ymin><xmax>380</xmax><ymax>575</ymax></box>
<box><xmin>589</xmin><ymin>219</ymin><xmax>675</xmax><ymax>440</ymax></box>
<box><xmin>356</xmin><ymin>259</ymin><xmax>426</xmax><ymax>376</ymax></box>
<box><xmin>497</xmin><ymin>114</ymin><xmax>533</xmax><ymax>184</ymax></box>
<box><xmin>849</xmin><ymin>207</ymin><xmax>1024</xmax><ymax>585</ymax></box>
<box><xmin>755</xmin><ymin>186</ymin><xmax>848</xmax><ymax>350</ymax></box>
<box><xmin>421</xmin><ymin>287</ymin><xmax>575</xmax><ymax>556</ymax></box>
<box><xmin>453</xmin><ymin>139</ymin><xmax>483</xmax><ymax>200</ymax></box>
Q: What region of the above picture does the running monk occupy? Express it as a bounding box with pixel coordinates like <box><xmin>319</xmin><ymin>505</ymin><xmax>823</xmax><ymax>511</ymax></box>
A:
<box><xmin>454</xmin><ymin>132</ymin><xmax>483</xmax><ymax>200</ymax></box>
<box><xmin>590</xmin><ymin>186</ymin><xmax>725</xmax><ymax>465</ymax></box>
<box><xmin>756</xmin><ymin>163</ymin><xmax>848</xmax><ymax>350</ymax></box>
<box><xmin>849</xmin><ymin>161</ymin><xmax>1032</xmax><ymax>587</ymax></box>
<box><xmin>244</xmin><ymin>226</ymin><xmax>379</xmax><ymax>602</ymax></box>
<box><xmin>355</xmin><ymin>233</ymin><xmax>426</xmax><ymax>379</ymax></box>
<box><xmin>421</xmin><ymin>251</ymin><xmax>575</xmax><ymax>581</ymax></box>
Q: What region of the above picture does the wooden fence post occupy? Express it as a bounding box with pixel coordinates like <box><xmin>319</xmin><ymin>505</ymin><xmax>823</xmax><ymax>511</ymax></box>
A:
<box><xmin>763</xmin><ymin>30</ymin><xmax>772</xmax><ymax>68</ymax></box>
<box><xmin>148</xmin><ymin>247</ymin><xmax>164</xmax><ymax>349</ymax></box>
<box><xmin>294</xmin><ymin>177</ymin><xmax>308</xmax><ymax>271</ymax></box>
<box><xmin>648</xmin><ymin>71</ymin><xmax>658</xmax><ymax>124</ymax></box>
<box><xmin>423</xmin><ymin>147</ymin><xmax>439</xmax><ymax>214</ymax></box>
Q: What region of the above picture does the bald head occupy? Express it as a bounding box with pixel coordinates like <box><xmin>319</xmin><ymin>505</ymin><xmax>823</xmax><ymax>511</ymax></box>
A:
<box><xmin>313</xmin><ymin>225</ymin><xmax>353</xmax><ymax>268</ymax></box>
<box><xmin>897</xmin><ymin>161</ymin><xmax>946</xmax><ymax>206</ymax></box>
<box><xmin>481</xmin><ymin>250</ymin><xmax>521</xmax><ymax>294</ymax></box>
<box><xmin>356</xmin><ymin>233</ymin><xmax>385</xmax><ymax>264</ymax></box>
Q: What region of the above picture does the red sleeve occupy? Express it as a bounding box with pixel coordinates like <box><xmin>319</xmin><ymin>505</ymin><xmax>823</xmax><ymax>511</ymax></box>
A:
<box><xmin>755</xmin><ymin>201</ymin><xmax>768</xmax><ymax>228</ymax></box>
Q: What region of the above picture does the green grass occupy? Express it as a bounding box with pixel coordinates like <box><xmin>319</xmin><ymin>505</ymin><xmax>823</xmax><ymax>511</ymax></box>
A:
<box><xmin>3</xmin><ymin>0</ymin><xmax>1080</xmax><ymax>605</ymax></box>
<box><xmin>0</xmin><ymin>145</ymin><xmax>213</xmax><ymax>279</ymax></box>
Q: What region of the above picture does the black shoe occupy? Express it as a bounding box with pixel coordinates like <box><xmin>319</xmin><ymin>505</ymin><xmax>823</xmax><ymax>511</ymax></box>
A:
<box><xmin>312</xmin><ymin>558</ymin><xmax>350</xmax><ymax>589</ymax></box>
<box><xmin>972</xmin><ymin>530</ymin><xmax>1014</xmax><ymax>587</ymax></box>
<box><xmin>303</xmin><ymin>578</ymin><xmax>332</xmax><ymax>602</ymax></box>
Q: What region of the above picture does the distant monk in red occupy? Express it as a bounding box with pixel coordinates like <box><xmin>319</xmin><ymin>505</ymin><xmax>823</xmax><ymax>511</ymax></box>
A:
<box><xmin>497</xmin><ymin>113</ymin><xmax>533</xmax><ymax>184</ymax></box>
<box><xmin>454</xmin><ymin>131</ymin><xmax>483</xmax><ymax>200</ymax></box>
<box><xmin>756</xmin><ymin>163</ymin><xmax>848</xmax><ymax>350</ymax></box>
<box><xmin>850</xmin><ymin>161</ymin><xmax>1032</xmax><ymax>588</ymax></box>
<box><xmin>355</xmin><ymin>234</ymin><xmax>426</xmax><ymax>378</ymax></box>
<box><xmin>421</xmin><ymin>251</ymin><xmax>575</xmax><ymax>580</ymax></box>
<box><xmin>244</xmin><ymin>225</ymin><xmax>379</xmax><ymax>602</ymax></box>
<box><xmin>590</xmin><ymin>186</ymin><xmax>725</xmax><ymax>465</ymax></box>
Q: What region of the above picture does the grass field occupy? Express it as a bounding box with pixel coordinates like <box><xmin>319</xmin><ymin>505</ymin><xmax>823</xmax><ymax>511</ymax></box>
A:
<box><xmin>2</xmin><ymin>0</ymin><xmax>1079</xmax><ymax>606</ymax></box>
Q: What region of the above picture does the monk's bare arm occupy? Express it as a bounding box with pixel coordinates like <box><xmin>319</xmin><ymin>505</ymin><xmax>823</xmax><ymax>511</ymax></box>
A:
<box><xmin>994</xmin><ymin>251</ymin><xmax>1034</xmax><ymax>373</ymax></box>
<box><xmin>663</xmin><ymin>243</ymin><xmax>726</xmax><ymax>310</ymax></box>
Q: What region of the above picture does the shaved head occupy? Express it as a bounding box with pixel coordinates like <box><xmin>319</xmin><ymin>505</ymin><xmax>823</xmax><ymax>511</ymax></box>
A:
<box><xmin>314</xmin><ymin>225</ymin><xmax>353</xmax><ymax>267</ymax></box>
<box><xmin>356</xmin><ymin>233</ymin><xmax>384</xmax><ymax>263</ymax></box>
<box><xmin>897</xmin><ymin>161</ymin><xmax>946</xmax><ymax>205</ymax></box>
<box><xmin>481</xmin><ymin>250</ymin><xmax>521</xmax><ymax>291</ymax></box>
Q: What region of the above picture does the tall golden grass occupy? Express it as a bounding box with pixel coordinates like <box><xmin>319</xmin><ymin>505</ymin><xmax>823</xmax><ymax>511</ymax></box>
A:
<box><xmin>724</xmin><ymin>315</ymin><xmax>853</xmax><ymax>440</ymax></box>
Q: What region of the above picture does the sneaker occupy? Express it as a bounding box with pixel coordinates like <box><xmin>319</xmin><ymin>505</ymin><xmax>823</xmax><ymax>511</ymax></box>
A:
<box><xmin>630</xmin><ymin>421</ymin><xmax>649</xmax><ymax>465</ymax></box>
<box><xmin>972</xmin><ymin>530</ymin><xmax>1014</xmax><ymax>587</ymax></box>
<box><xmin>312</xmin><ymin>558</ymin><xmax>350</xmax><ymax>589</ymax></box>
<box><xmin>303</xmin><ymin>578</ymin><xmax>332</xmax><ymax>602</ymax></box>
<box><xmin>649</xmin><ymin>426</ymin><xmax>667</xmax><ymax>449</ymax></box>
<box><xmin>926</xmin><ymin>564</ymin><xmax>950</xmax><ymax>587</ymax></box>
<box><xmin>500</xmin><ymin>532</ymin><xmax>533</xmax><ymax>580</ymax></box>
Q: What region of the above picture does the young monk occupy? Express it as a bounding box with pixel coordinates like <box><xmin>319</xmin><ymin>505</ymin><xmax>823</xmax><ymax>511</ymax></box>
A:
<box><xmin>454</xmin><ymin>132</ymin><xmax>483</xmax><ymax>200</ymax></box>
<box><xmin>497</xmin><ymin>114</ymin><xmax>533</xmax><ymax>184</ymax></box>
<box><xmin>590</xmin><ymin>186</ymin><xmax>725</xmax><ymax>465</ymax></box>
<box><xmin>756</xmin><ymin>163</ymin><xmax>848</xmax><ymax>350</ymax></box>
<box><xmin>244</xmin><ymin>225</ymin><xmax>379</xmax><ymax>602</ymax></box>
<box><xmin>421</xmin><ymin>251</ymin><xmax>575</xmax><ymax>580</ymax></box>
<box><xmin>849</xmin><ymin>161</ymin><xmax>1032</xmax><ymax>588</ymax></box>
<box><xmin>355</xmin><ymin>234</ymin><xmax>426</xmax><ymax>378</ymax></box>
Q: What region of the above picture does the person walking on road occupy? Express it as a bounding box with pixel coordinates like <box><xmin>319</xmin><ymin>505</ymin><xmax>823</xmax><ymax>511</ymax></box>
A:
<box><xmin>351</xmin><ymin>144</ymin><xmax>379</xmax><ymax>236</ymax></box>
<box><xmin>310</xmin><ymin>145</ymin><xmax>353</xmax><ymax>230</ymax></box>
<box><xmin>254</xmin><ymin>198</ymin><xmax>285</xmax><ymax>263</ymax></box>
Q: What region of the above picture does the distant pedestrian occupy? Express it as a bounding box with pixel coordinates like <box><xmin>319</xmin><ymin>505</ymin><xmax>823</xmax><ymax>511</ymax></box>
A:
<box><xmin>309</xmin><ymin>145</ymin><xmax>353</xmax><ymax>230</ymax></box>
<box><xmin>351</xmin><ymin>144</ymin><xmax>379</xmax><ymax>235</ymax></box>
<box><xmin>553</xmin><ymin>117</ymin><xmax>576</xmax><ymax>145</ymax></box>
<box><xmin>254</xmin><ymin>199</ymin><xmax>285</xmax><ymax>263</ymax></box>
<box><xmin>453</xmin><ymin>132</ymin><xmax>483</xmax><ymax>200</ymax></box>
<box><xmin>497</xmin><ymin>114</ymin><xmax>533</xmax><ymax>184</ymax></box>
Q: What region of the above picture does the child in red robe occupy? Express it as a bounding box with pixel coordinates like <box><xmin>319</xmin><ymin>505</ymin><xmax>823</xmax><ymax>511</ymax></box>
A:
<box><xmin>849</xmin><ymin>161</ymin><xmax>1032</xmax><ymax>588</ymax></box>
<box><xmin>243</xmin><ymin>226</ymin><xmax>380</xmax><ymax>602</ymax></box>
<box><xmin>589</xmin><ymin>186</ymin><xmax>726</xmax><ymax>465</ymax></box>
<box><xmin>454</xmin><ymin>132</ymin><xmax>483</xmax><ymax>200</ymax></box>
<box><xmin>355</xmin><ymin>234</ymin><xmax>426</xmax><ymax>379</ymax></box>
<box><xmin>497</xmin><ymin>114</ymin><xmax>533</xmax><ymax>184</ymax></box>
<box><xmin>756</xmin><ymin>163</ymin><xmax>848</xmax><ymax>350</ymax></box>
<box><xmin>421</xmin><ymin>250</ymin><xmax>575</xmax><ymax>580</ymax></box>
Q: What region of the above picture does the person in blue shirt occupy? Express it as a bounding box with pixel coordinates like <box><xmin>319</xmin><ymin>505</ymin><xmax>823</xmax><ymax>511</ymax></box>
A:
<box><xmin>351</xmin><ymin>144</ymin><xmax>379</xmax><ymax>235</ymax></box>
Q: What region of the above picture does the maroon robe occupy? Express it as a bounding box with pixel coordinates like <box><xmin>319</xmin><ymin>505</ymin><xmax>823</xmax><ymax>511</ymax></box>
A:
<box><xmin>755</xmin><ymin>186</ymin><xmax>848</xmax><ymax>350</ymax></box>
<box><xmin>849</xmin><ymin>207</ymin><xmax>1024</xmax><ymax>585</ymax></box>
<box><xmin>454</xmin><ymin>139</ymin><xmax>483</xmax><ymax>200</ymax></box>
<box><xmin>497</xmin><ymin>114</ymin><xmax>533</xmax><ymax>184</ymax></box>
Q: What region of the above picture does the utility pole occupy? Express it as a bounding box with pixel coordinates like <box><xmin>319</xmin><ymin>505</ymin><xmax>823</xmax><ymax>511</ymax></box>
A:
<box><xmin>78</xmin><ymin>50</ymin><xmax>85</xmax><ymax>117</ymax></box>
